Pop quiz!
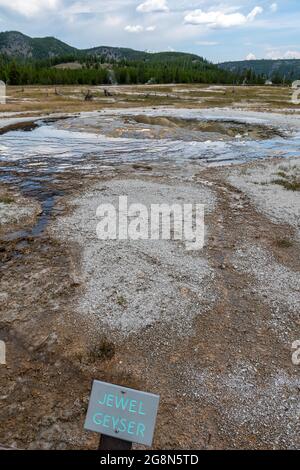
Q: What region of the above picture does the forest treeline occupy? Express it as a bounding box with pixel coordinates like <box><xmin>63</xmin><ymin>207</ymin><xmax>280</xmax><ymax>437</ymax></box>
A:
<box><xmin>0</xmin><ymin>53</ymin><xmax>285</xmax><ymax>86</ymax></box>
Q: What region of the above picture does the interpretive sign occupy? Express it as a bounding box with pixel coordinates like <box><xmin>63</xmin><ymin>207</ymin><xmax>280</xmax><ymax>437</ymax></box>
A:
<box><xmin>85</xmin><ymin>380</ymin><xmax>160</xmax><ymax>447</ymax></box>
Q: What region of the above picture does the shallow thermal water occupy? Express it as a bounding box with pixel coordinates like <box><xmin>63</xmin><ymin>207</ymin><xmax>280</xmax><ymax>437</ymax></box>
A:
<box><xmin>1</xmin><ymin>108</ymin><xmax>299</xmax><ymax>174</ymax></box>
<box><xmin>0</xmin><ymin>107</ymin><xmax>299</xmax><ymax>236</ymax></box>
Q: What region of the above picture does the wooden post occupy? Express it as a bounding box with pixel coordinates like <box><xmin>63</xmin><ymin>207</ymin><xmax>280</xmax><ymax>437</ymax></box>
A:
<box><xmin>99</xmin><ymin>435</ymin><xmax>132</xmax><ymax>450</ymax></box>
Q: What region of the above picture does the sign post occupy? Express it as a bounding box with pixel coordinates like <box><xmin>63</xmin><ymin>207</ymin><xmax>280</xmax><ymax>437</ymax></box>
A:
<box><xmin>99</xmin><ymin>435</ymin><xmax>133</xmax><ymax>450</ymax></box>
<box><xmin>85</xmin><ymin>380</ymin><xmax>160</xmax><ymax>450</ymax></box>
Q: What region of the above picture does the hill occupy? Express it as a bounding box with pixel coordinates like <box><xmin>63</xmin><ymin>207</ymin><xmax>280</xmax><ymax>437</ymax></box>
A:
<box><xmin>0</xmin><ymin>31</ymin><xmax>246</xmax><ymax>86</ymax></box>
<box><xmin>0</xmin><ymin>30</ymin><xmax>206</xmax><ymax>65</ymax></box>
<box><xmin>219</xmin><ymin>59</ymin><xmax>300</xmax><ymax>82</ymax></box>
<box><xmin>0</xmin><ymin>31</ymin><xmax>77</xmax><ymax>60</ymax></box>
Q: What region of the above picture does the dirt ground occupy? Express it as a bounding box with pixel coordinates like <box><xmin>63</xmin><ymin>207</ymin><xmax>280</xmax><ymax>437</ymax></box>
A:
<box><xmin>0</xmin><ymin>86</ymin><xmax>299</xmax><ymax>450</ymax></box>
<box><xmin>0</xmin><ymin>158</ymin><xmax>299</xmax><ymax>449</ymax></box>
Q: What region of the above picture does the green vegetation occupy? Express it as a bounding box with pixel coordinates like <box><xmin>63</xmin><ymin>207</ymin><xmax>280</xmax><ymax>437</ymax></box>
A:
<box><xmin>116</xmin><ymin>296</ymin><xmax>128</xmax><ymax>307</ymax></box>
<box><xmin>89</xmin><ymin>340</ymin><xmax>115</xmax><ymax>361</ymax></box>
<box><xmin>277</xmin><ymin>171</ymin><xmax>288</xmax><ymax>178</ymax></box>
<box><xmin>219</xmin><ymin>59</ymin><xmax>300</xmax><ymax>83</ymax></box>
<box><xmin>0</xmin><ymin>53</ymin><xmax>276</xmax><ymax>87</ymax></box>
<box><xmin>0</xmin><ymin>30</ymin><xmax>272</xmax><ymax>86</ymax></box>
<box><xmin>0</xmin><ymin>31</ymin><xmax>77</xmax><ymax>60</ymax></box>
<box><xmin>274</xmin><ymin>238</ymin><xmax>293</xmax><ymax>248</ymax></box>
<box><xmin>272</xmin><ymin>179</ymin><xmax>300</xmax><ymax>191</ymax></box>
<box><xmin>0</xmin><ymin>53</ymin><xmax>238</xmax><ymax>86</ymax></box>
<box><xmin>0</xmin><ymin>196</ymin><xmax>14</xmax><ymax>204</ymax></box>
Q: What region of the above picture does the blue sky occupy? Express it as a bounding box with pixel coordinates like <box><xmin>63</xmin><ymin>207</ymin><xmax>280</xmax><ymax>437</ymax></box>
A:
<box><xmin>0</xmin><ymin>0</ymin><xmax>299</xmax><ymax>62</ymax></box>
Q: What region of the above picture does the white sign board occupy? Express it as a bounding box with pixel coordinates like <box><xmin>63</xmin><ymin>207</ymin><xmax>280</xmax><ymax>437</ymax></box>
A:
<box><xmin>85</xmin><ymin>380</ymin><xmax>160</xmax><ymax>446</ymax></box>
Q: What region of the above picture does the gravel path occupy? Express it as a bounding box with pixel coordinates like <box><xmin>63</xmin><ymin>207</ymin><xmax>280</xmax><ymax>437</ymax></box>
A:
<box><xmin>52</xmin><ymin>178</ymin><xmax>216</xmax><ymax>337</ymax></box>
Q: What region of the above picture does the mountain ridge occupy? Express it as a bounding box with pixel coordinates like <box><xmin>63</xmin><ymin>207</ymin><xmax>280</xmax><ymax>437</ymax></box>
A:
<box><xmin>0</xmin><ymin>31</ymin><xmax>205</xmax><ymax>64</ymax></box>
<box><xmin>219</xmin><ymin>59</ymin><xmax>300</xmax><ymax>82</ymax></box>
<box><xmin>1</xmin><ymin>31</ymin><xmax>298</xmax><ymax>84</ymax></box>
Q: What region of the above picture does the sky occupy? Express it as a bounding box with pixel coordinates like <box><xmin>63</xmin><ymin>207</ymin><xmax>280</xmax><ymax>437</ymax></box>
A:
<box><xmin>0</xmin><ymin>0</ymin><xmax>299</xmax><ymax>62</ymax></box>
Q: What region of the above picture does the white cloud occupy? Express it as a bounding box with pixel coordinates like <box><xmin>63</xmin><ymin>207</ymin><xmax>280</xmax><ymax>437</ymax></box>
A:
<box><xmin>184</xmin><ymin>6</ymin><xmax>263</xmax><ymax>29</ymax></box>
<box><xmin>0</xmin><ymin>0</ymin><xmax>60</xmax><ymax>17</ymax></box>
<box><xmin>66</xmin><ymin>2</ymin><xmax>92</xmax><ymax>15</ymax></box>
<box><xmin>246</xmin><ymin>52</ymin><xmax>257</xmax><ymax>60</ymax></box>
<box><xmin>125</xmin><ymin>24</ymin><xmax>144</xmax><ymax>33</ymax></box>
<box><xmin>247</xmin><ymin>6</ymin><xmax>263</xmax><ymax>22</ymax></box>
<box><xmin>283</xmin><ymin>50</ymin><xmax>300</xmax><ymax>59</ymax></box>
<box><xmin>270</xmin><ymin>3</ymin><xmax>278</xmax><ymax>13</ymax></box>
<box><xmin>125</xmin><ymin>24</ymin><xmax>156</xmax><ymax>33</ymax></box>
<box><xmin>137</xmin><ymin>0</ymin><xmax>169</xmax><ymax>14</ymax></box>
<box><xmin>266</xmin><ymin>49</ymin><xmax>300</xmax><ymax>59</ymax></box>
<box><xmin>196</xmin><ymin>41</ymin><xmax>219</xmax><ymax>46</ymax></box>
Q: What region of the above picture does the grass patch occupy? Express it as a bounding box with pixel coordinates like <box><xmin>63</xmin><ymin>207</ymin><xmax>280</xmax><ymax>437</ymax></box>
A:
<box><xmin>90</xmin><ymin>340</ymin><xmax>115</xmax><ymax>361</ymax></box>
<box><xmin>116</xmin><ymin>295</ymin><xmax>127</xmax><ymax>307</ymax></box>
<box><xmin>272</xmin><ymin>179</ymin><xmax>300</xmax><ymax>191</ymax></box>
<box><xmin>275</xmin><ymin>238</ymin><xmax>293</xmax><ymax>248</ymax></box>
<box><xmin>277</xmin><ymin>171</ymin><xmax>288</xmax><ymax>179</ymax></box>
<box><xmin>0</xmin><ymin>196</ymin><xmax>14</xmax><ymax>204</ymax></box>
<box><xmin>2</xmin><ymin>84</ymin><xmax>296</xmax><ymax>116</ymax></box>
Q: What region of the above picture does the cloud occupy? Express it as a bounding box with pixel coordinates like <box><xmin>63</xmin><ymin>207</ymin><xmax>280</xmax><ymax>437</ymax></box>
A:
<box><xmin>266</xmin><ymin>49</ymin><xmax>300</xmax><ymax>59</ymax></box>
<box><xmin>184</xmin><ymin>6</ymin><xmax>263</xmax><ymax>29</ymax></box>
<box><xmin>247</xmin><ymin>6</ymin><xmax>263</xmax><ymax>22</ymax></box>
<box><xmin>125</xmin><ymin>24</ymin><xmax>156</xmax><ymax>33</ymax></box>
<box><xmin>246</xmin><ymin>52</ymin><xmax>257</xmax><ymax>60</ymax></box>
<box><xmin>125</xmin><ymin>24</ymin><xmax>144</xmax><ymax>33</ymax></box>
<box><xmin>0</xmin><ymin>0</ymin><xmax>60</xmax><ymax>17</ymax></box>
<box><xmin>196</xmin><ymin>41</ymin><xmax>219</xmax><ymax>46</ymax></box>
<box><xmin>282</xmin><ymin>50</ymin><xmax>300</xmax><ymax>59</ymax></box>
<box><xmin>66</xmin><ymin>2</ymin><xmax>92</xmax><ymax>15</ymax></box>
<box><xmin>103</xmin><ymin>15</ymin><xmax>124</xmax><ymax>27</ymax></box>
<box><xmin>137</xmin><ymin>0</ymin><xmax>169</xmax><ymax>13</ymax></box>
<box><xmin>0</xmin><ymin>0</ymin><xmax>295</xmax><ymax>64</ymax></box>
<box><xmin>270</xmin><ymin>3</ymin><xmax>278</xmax><ymax>13</ymax></box>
